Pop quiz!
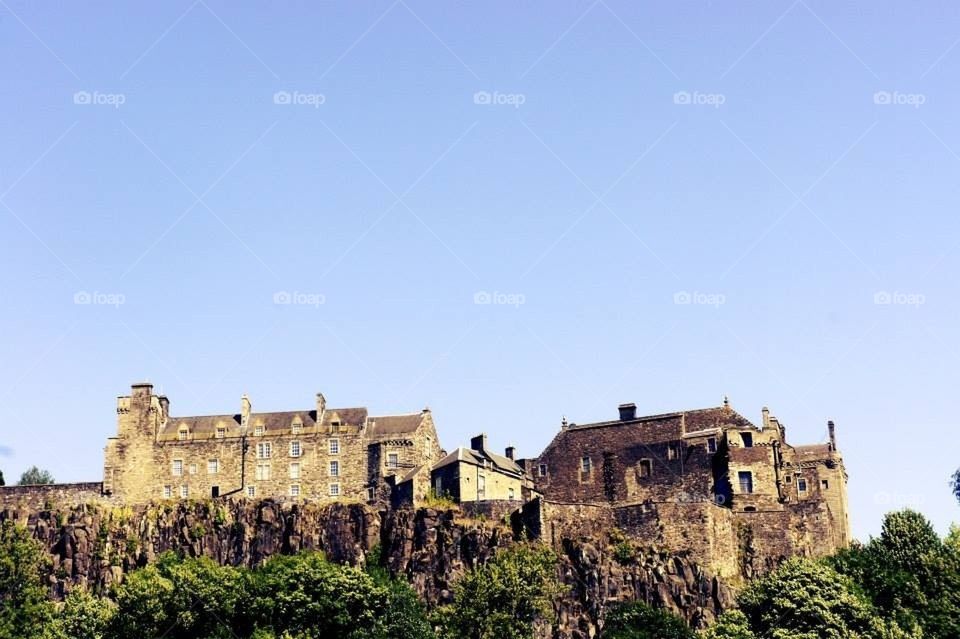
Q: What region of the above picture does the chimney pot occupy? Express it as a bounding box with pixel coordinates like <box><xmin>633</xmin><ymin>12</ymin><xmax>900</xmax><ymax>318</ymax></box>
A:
<box><xmin>618</xmin><ymin>403</ymin><xmax>637</xmax><ymax>421</ymax></box>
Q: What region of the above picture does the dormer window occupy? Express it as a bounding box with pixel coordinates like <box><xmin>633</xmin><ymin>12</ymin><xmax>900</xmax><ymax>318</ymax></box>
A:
<box><xmin>331</xmin><ymin>420</ymin><xmax>341</xmax><ymax>434</ymax></box>
<box><xmin>216</xmin><ymin>427</ymin><xmax>226</xmax><ymax>439</ymax></box>
<box><xmin>292</xmin><ymin>421</ymin><xmax>303</xmax><ymax>435</ymax></box>
<box><xmin>254</xmin><ymin>425</ymin><xmax>264</xmax><ymax>437</ymax></box>
<box><xmin>178</xmin><ymin>428</ymin><xmax>188</xmax><ymax>441</ymax></box>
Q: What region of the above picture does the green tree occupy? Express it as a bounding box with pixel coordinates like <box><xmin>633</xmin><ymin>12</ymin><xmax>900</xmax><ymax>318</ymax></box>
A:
<box><xmin>601</xmin><ymin>601</ymin><xmax>693</xmax><ymax>639</ymax></box>
<box><xmin>437</xmin><ymin>544</ymin><xmax>563</xmax><ymax>639</ymax></box>
<box><xmin>47</xmin><ymin>589</ymin><xmax>115</xmax><ymax>639</ymax></box>
<box><xmin>699</xmin><ymin>610</ymin><xmax>755</xmax><ymax>639</ymax></box>
<box><xmin>0</xmin><ymin>520</ymin><xmax>52</xmax><ymax>639</ymax></box>
<box><xmin>366</xmin><ymin>548</ymin><xmax>436</xmax><ymax>639</ymax></box>
<box><xmin>952</xmin><ymin>468</ymin><xmax>960</xmax><ymax>505</ymax></box>
<box><xmin>17</xmin><ymin>467</ymin><xmax>54</xmax><ymax>486</ymax></box>
<box><xmin>0</xmin><ymin>469</ymin><xmax>5</xmax><ymax>486</ymax></box>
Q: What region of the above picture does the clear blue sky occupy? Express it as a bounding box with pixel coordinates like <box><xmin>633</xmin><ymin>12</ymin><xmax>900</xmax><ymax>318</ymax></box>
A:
<box><xmin>1</xmin><ymin>1</ymin><xmax>958</xmax><ymax>540</ymax></box>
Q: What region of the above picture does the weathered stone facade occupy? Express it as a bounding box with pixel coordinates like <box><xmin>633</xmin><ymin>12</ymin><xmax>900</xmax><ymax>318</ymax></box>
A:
<box><xmin>520</xmin><ymin>401</ymin><xmax>851</xmax><ymax>578</ymax></box>
<box><xmin>102</xmin><ymin>383</ymin><xmax>443</xmax><ymax>505</ymax></box>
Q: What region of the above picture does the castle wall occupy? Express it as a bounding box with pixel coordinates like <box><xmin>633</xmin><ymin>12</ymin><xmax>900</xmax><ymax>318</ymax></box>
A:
<box><xmin>0</xmin><ymin>483</ymin><xmax>107</xmax><ymax>510</ymax></box>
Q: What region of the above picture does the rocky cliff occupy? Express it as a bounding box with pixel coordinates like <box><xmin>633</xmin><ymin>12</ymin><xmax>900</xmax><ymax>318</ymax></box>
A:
<box><xmin>0</xmin><ymin>499</ymin><xmax>732</xmax><ymax>638</ymax></box>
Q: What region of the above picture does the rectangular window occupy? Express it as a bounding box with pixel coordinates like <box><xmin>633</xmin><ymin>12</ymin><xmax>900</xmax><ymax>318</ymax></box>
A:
<box><xmin>740</xmin><ymin>433</ymin><xmax>753</xmax><ymax>448</ymax></box>
<box><xmin>667</xmin><ymin>444</ymin><xmax>678</xmax><ymax>460</ymax></box>
<box><xmin>538</xmin><ymin>463</ymin><xmax>547</xmax><ymax>477</ymax></box>
<box><xmin>387</xmin><ymin>453</ymin><xmax>399</xmax><ymax>469</ymax></box>
<box><xmin>163</xmin><ymin>485</ymin><xmax>172</xmax><ymax>498</ymax></box>
<box><xmin>172</xmin><ymin>459</ymin><xmax>183</xmax><ymax>476</ymax></box>
<box><xmin>290</xmin><ymin>484</ymin><xmax>300</xmax><ymax>497</ymax></box>
<box><xmin>246</xmin><ymin>485</ymin><xmax>256</xmax><ymax>497</ymax></box>
<box><xmin>707</xmin><ymin>438</ymin><xmax>717</xmax><ymax>453</ymax></box>
<box><xmin>329</xmin><ymin>483</ymin><xmax>340</xmax><ymax>497</ymax></box>
<box><xmin>581</xmin><ymin>456</ymin><xmax>592</xmax><ymax>472</ymax></box>
<box><xmin>738</xmin><ymin>471</ymin><xmax>754</xmax><ymax>494</ymax></box>
<box><xmin>329</xmin><ymin>460</ymin><xmax>339</xmax><ymax>477</ymax></box>
<box><xmin>821</xmin><ymin>479</ymin><xmax>829</xmax><ymax>490</ymax></box>
<box><xmin>207</xmin><ymin>459</ymin><xmax>219</xmax><ymax>474</ymax></box>
<box><xmin>189</xmin><ymin>463</ymin><xmax>197</xmax><ymax>475</ymax></box>
<box><xmin>178</xmin><ymin>429</ymin><xmax>188</xmax><ymax>441</ymax></box>
<box><xmin>257</xmin><ymin>442</ymin><xmax>272</xmax><ymax>459</ymax></box>
<box><xmin>366</xmin><ymin>487</ymin><xmax>375</xmax><ymax>501</ymax></box>
<box><xmin>180</xmin><ymin>485</ymin><xmax>189</xmax><ymax>498</ymax></box>
<box><xmin>331</xmin><ymin>421</ymin><xmax>341</xmax><ymax>434</ymax></box>
<box><xmin>289</xmin><ymin>462</ymin><xmax>301</xmax><ymax>480</ymax></box>
<box><xmin>638</xmin><ymin>459</ymin><xmax>652</xmax><ymax>478</ymax></box>
<box><xmin>508</xmin><ymin>487</ymin><xmax>515</xmax><ymax>500</ymax></box>
<box><xmin>254</xmin><ymin>425</ymin><xmax>264</xmax><ymax>436</ymax></box>
<box><xmin>216</xmin><ymin>427</ymin><xmax>226</xmax><ymax>439</ymax></box>
<box><xmin>798</xmin><ymin>478</ymin><xmax>808</xmax><ymax>493</ymax></box>
<box><xmin>256</xmin><ymin>463</ymin><xmax>271</xmax><ymax>481</ymax></box>
<box><xmin>289</xmin><ymin>441</ymin><xmax>301</xmax><ymax>458</ymax></box>
<box><xmin>291</xmin><ymin>423</ymin><xmax>302</xmax><ymax>435</ymax></box>
<box><xmin>329</xmin><ymin>439</ymin><xmax>340</xmax><ymax>455</ymax></box>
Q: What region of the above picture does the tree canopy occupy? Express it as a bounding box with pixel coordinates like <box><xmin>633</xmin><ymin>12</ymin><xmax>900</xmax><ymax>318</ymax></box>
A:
<box><xmin>17</xmin><ymin>467</ymin><xmax>54</xmax><ymax>486</ymax></box>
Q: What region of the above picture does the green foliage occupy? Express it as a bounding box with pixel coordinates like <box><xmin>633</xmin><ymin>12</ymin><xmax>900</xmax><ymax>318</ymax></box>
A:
<box><xmin>0</xmin><ymin>469</ymin><xmax>5</xmax><ymax>486</ymax></box>
<box><xmin>423</xmin><ymin>489</ymin><xmax>457</xmax><ymax>510</ymax></box>
<box><xmin>366</xmin><ymin>554</ymin><xmax>436</xmax><ymax>639</ymax></box>
<box><xmin>951</xmin><ymin>468</ymin><xmax>960</xmax><ymax>505</ymax></box>
<box><xmin>0</xmin><ymin>521</ymin><xmax>52</xmax><ymax>639</ymax></box>
<box><xmin>601</xmin><ymin>601</ymin><xmax>693</xmax><ymax>639</ymax></box>
<box><xmin>17</xmin><ymin>466</ymin><xmax>54</xmax><ymax>486</ymax></box>
<box><xmin>46</xmin><ymin>589</ymin><xmax>115</xmax><ymax>639</ymax></box>
<box><xmin>437</xmin><ymin>544</ymin><xmax>563</xmax><ymax>639</ymax></box>
<box><xmin>699</xmin><ymin>610</ymin><xmax>755</xmax><ymax>639</ymax></box>
<box><xmin>608</xmin><ymin>528</ymin><xmax>636</xmax><ymax>565</ymax></box>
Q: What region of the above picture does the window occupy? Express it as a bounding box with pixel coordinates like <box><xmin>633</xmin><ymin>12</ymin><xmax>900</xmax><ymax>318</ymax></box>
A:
<box><xmin>387</xmin><ymin>453</ymin><xmax>399</xmax><ymax>469</ymax></box>
<box><xmin>798</xmin><ymin>478</ymin><xmax>808</xmax><ymax>493</ymax></box>
<box><xmin>289</xmin><ymin>441</ymin><xmax>301</xmax><ymax>458</ymax></box>
<box><xmin>291</xmin><ymin>421</ymin><xmax>302</xmax><ymax>435</ymax></box>
<box><xmin>434</xmin><ymin>477</ymin><xmax>443</xmax><ymax>494</ymax></box>
<box><xmin>821</xmin><ymin>479</ymin><xmax>829</xmax><ymax>490</ymax></box>
<box><xmin>707</xmin><ymin>438</ymin><xmax>717</xmax><ymax>453</ymax></box>
<box><xmin>180</xmin><ymin>485</ymin><xmax>189</xmax><ymax>498</ymax></box>
<box><xmin>738</xmin><ymin>471</ymin><xmax>754</xmax><ymax>494</ymax></box>
<box><xmin>538</xmin><ymin>463</ymin><xmax>547</xmax><ymax>477</ymax></box>
<box><xmin>581</xmin><ymin>456</ymin><xmax>592</xmax><ymax>472</ymax></box>
<box><xmin>289</xmin><ymin>462</ymin><xmax>301</xmax><ymax>480</ymax></box>
<box><xmin>329</xmin><ymin>460</ymin><xmax>340</xmax><ymax>477</ymax></box>
<box><xmin>331</xmin><ymin>421</ymin><xmax>341</xmax><ymax>434</ymax></box>
<box><xmin>246</xmin><ymin>485</ymin><xmax>256</xmax><ymax>497</ymax></box>
<box><xmin>216</xmin><ymin>427</ymin><xmax>226</xmax><ymax>439</ymax></box>
<box><xmin>163</xmin><ymin>485</ymin><xmax>172</xmax><ymax>498</ymax></box>
<box><xmin>478</xmin><ymin>474</ymin><xmax>486</xmax><ymax>495</ymax></box>
<box><xmin>290</xmin><ymin>484</ymin><xmax>300</xmax><ymax>497</ymax></box>
<box><xmin>329</xmin><ymin>439</ymin><xmax>340</xmax><ymax>455</ymax></box>
<box><xmin>740</xmin><ymin>433</ymin><xmax>753</xmax><ymax>448</ymax></box>
<box><xmin>178</xmin><ymin>428</ymin><xmax>188</xmax><ymax>441</ymax></box>
<box><xmin>366</xmin><ymin>487</ymin><xmax>375</xmax><ymax>501</ymax></box>
<box><xmin>638</xmin><ymin>459</ymin><xmax>652</xmax><ymax>478</ymax></box>
<box><xmin>207</xmin><ymin>459</ymin><xmax>219</xmax><ymax>474</ymax></box>
<box><xmin>508</xmin><ymin>487</ymin><xmax>515</xmax><ymax>500</ymax></box>
<box><xmin>257</xmin><ymin>442</ymin><xmax>272</xmax><ymax>459</ymax></box>
<box><xmin>256</xmin><ymin>463</ymin><xmax>271</xmax><ymax>481</ymax></box>
<box><xmin>667</xmin><ymin>444</ymin><xmax>678</xmax><ymax>460</ymax></box>
<box><xmin>189</xmin><ymin>463</ymin><xmax>197</xmax><ymax>475</ymax></box>
<box><xmin>172</xmin><ymin>459</ymin><xmax>183</xmax><ymax>476</ymax></box>
<box><xmin>254</xmin><ymin>425</ymin><xmax>264</xmax><ymax>436</ymax></box>
<box><xmin>329</xmin><ymin>483</ymin><xmax>340</xmax><ymax>497</ymax></box>
<box><xmin>211</xmin><ymin>486</ymin><xmax>219</xmax><ymax>498</ymax></box>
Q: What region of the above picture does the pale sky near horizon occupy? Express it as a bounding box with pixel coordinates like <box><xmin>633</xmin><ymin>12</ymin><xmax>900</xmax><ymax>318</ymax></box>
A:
<box><xmin>1</xmin><ymin>2</ymin><xmax>959</xmax><ymax>540</ymax></box>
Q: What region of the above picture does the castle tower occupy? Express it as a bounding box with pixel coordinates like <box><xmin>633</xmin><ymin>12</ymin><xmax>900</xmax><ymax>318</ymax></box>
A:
<box><xmin>103</xmin><ymin>382</ymin><xmax>163</xmax><ymax>499</ymax></box>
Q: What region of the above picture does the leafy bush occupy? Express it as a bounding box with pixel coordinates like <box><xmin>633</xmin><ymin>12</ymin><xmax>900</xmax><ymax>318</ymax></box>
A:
<box><xmin>0</xmin><ymin>520</ymin><xmax>52</xmax><ymax>638</ymax></box>
<box><xmin>601</xmin><ymin>601</ymin><xmax>693</xmax><ymax>639</ymax></box>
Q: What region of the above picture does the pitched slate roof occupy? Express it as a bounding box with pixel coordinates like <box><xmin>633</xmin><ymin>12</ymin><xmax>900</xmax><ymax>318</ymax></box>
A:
<box><xmin>565</xmin><ymin>406</ymin><xmax>756</xmax><ymax>433</ymax></box>
<box><xmin>367</xmin><ymin>413</ymin><xmax>425</xmax><ymax>438</ymax></box>
<box><xmin>433</xmin><ymin>446</ymin><xmax>525</xmax><ymax>476</ymax></box>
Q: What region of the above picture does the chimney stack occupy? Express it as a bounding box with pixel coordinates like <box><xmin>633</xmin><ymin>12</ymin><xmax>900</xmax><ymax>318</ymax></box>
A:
<box><xmin>241</xmin><ymin>394</ymin><xmax>252</xmax><ymax>427</ymax></box>
<box><xmin>618</xmin><ymin>403</ymin><xmax>637</xmax><ymax>421</ymax></box>
<box><xmin>131</xmin><ymin>382</ymin><xmax>153</xmax><ymax>399</ymax></box>
<box><xmin>761</xmin><ymin>406</ymin><xmax>770</xmax><ymax>430</ymax></box>
<box><xmin>828</xmin><ymin>420</ymin><xmax>836</xmax><ymax>451</ymax></box>
<box><xmin>316</xmin><ymin>393</ymin><xmax>326</xmax><ymax>420</ymax></box>
<box><xmin>470</xmin><ymin>433</ymin><xmax>488</xmax><ymax>452</ymax></box>
<box><xmin>158</xmin><ymin>396</ymin><xmax>170</xmax><ymax>422</ymax></box>
<box><xmin>505</xmin><ymin>446</ymin><xmax>516</xmax><ymax>460</ymax></box>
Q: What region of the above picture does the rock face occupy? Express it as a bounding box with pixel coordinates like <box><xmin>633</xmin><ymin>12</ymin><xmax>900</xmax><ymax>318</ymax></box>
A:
<box><xmin>0</xmin><ymin>499</ymin><xmax>732</xmax><ymax>638</ymax></box>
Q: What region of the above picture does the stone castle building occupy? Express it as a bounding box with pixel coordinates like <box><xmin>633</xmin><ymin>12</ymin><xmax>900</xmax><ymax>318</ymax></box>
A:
<box><xmin>103</xmin><ymin>383</ymin><xmax>442</xmax><ymax>504</ymax></box>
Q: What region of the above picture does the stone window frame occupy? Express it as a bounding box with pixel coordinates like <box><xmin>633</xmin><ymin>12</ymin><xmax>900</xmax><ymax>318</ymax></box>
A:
<box><xmin>246</xmin><ymin>485</ymin><xmax>256</xmax><ymax>497</ymax></box>
<box><xmin>797</xmin><ymin>477</ymin><xmax>808</xmax><ymax>493</ymax></box>
<box><xmin>207</xmin><ymin>459</ymin><xmax>219</xmax><ymax>475</ymax></box>
<box><xmin>740</xmin><ymin>432</ymin><xmax>754</xmax><ymax>448</ymax></box>
<box><xmin>291</xmin><ymin>419</ymin><xmax>303</xmax><ymax>435</ymax></box>
<box><xmin>172</xmin><ymin>459</ymin><xmax>184</xmax><ymax>476</ymax></box>
<box><xmin>255</xmin><ymin>463</ymin><xmax>271</xmax><ymax>481</ymax></box>
<box><xmin>289</xmin><ymin>484</ymin><xmax>301</xmax><ymax>497</ymax></box>
<box><xmin>329</xmin><ymin>439</ymin><xmax>340</xmax><ymax>455</ymax></box>
<box><xmin>178</xmin><ymin>427</ymin><xmax>189</xmax><ymax>441</ymax></box>
<box><xmin>821</xmin><ymin>479</ymin><xmax>829</xmax><ymax>490</ymax></box>
<box><xmin>667</xmin><ymin>443</ymin><xmax>679</xmax><ymax>460</ymax></box>
<box><xmin>508</xmin><ymin>487</ymin><xmax>515</xmax><ymax>500</ymax></box>
<box><xmin>289</xmin><ymin>440</ymin><xmax>302</xmax><ymax>458</ymax></box>
<box><xmin>707</xmin><ymin>437</ymin><xmax>717</xmax><ymax>453</ymax></box>
<box><xmin>180</xmin><ymin>485</ymin><xmax>189</xmax><ymax>498</ymax></box>
<box><xmin>581</xmin><ymin>456</ymin><xmax>592</xmax><ymax>473</ymax></box>
<box><xmin>254</xmin><ymin>425</ymin><xmax>265</xmax><ymax>437</ymax></box>
<box><xmin>329</xmin><ymin>460</ymin><xmax>340</xmax><ymax>477</ymax></box>
<box><xmin>289</xmin><ymin>462</ymin><xmax>301</xmax><ymax>479</ymax></box>
<box><xmin>387</xmin><ymin>452</ymin><xmax>399</xmax><ymax>469</ymax></box>
<box><xmin>163</xmin><ymin>485</ymin><xmax>172</xmax><ymax>498</ymax></box>
<box><xmin>538</xmin><ymin>463</ymin><xmax>547</xmax><ymax>477</ymax></box>
<box><xmin>215</xmin><ymin>427</ymin><xmax>226</xmax><ymax>439</ymax></box>
<box><xmin>638</xmin><ymin>458</ymin><xmax>653</xmax><ymax>479</ymax></box>
<box><xmin>189</xmin><ymin>463</ymin><xmax>198</xmax><ymax>475</ymax></box>
<box><xmin>329</xmin><ymin>483</ymin><xmax>340</xmax><ymax>497</ymax></box>
<box><xmin>738</xmin><ymin>470</ymin><xmax>754</xmax><ymax>494</ymax></box>
<box><xmin>257</xmin><ymin>442</ymin><xmax>272</xmax><ymax>460</ymax></box>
